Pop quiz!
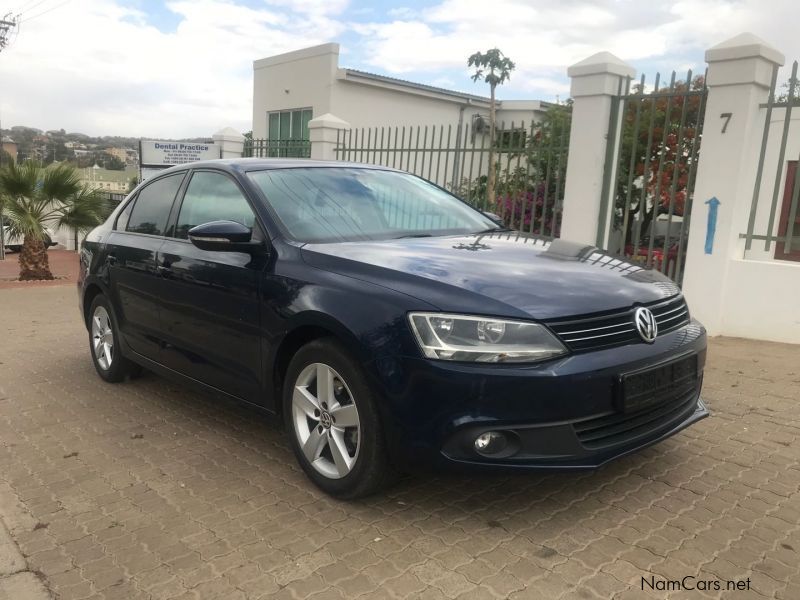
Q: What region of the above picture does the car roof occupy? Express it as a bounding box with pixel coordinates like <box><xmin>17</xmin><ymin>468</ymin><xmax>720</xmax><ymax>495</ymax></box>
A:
<box><xmin>155</xmin><ymin>158</ymin><xmax>399</xmax><ymax>176</ymax></box>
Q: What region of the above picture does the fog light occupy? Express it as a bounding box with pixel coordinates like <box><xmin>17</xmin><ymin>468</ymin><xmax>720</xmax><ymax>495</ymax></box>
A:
<box><xmin>474</xmin><ymin>431</ymin><xmax>508</xmax><ymax>455</ymax></box>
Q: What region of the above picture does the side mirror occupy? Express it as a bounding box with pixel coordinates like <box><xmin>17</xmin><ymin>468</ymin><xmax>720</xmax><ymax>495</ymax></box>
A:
<box><xmin>188</xmin><ymin>220</ymin><xmax>260</xmax><ymax>252</ymax></box>
<box><xmin>482</xmin><ymin>211</ymin><xmax>505</xmax><ymax>226</ymax></box>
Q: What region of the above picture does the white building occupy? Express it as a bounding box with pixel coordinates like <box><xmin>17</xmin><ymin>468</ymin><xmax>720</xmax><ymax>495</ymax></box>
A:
<box><xmin>252</xmin><ymin>43</ymin><xmax>554</xmax><ymax>143</ymax></box>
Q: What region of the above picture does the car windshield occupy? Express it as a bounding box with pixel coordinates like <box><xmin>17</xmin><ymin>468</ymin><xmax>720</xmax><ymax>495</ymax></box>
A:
<box><xmin>247</xmin><ymin>167</ymin><xmax>497</xmax><ymax>243</ymax></box>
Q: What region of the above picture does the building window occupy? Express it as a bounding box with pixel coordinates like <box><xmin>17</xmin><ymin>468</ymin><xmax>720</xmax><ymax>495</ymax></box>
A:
<box><xmin>267</xmin><ymin>108</ymin><xmax>312</xmax><ymax>157</ymax></box>
<box><xmin>775</xmin><ymin>161</ymin><xmax>800</xmax><ymax>262</ymax></box>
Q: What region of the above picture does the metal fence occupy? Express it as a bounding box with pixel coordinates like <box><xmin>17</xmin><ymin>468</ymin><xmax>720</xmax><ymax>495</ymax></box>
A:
<box><xmin>602</xmin><ymin>70</ymin><xmax>708</xmax><ymax>284</ymax></box>
<box><xmin>333</xmin><ymin>113</ymin><xmax>571</xmax><ymax>237</ymax></box>
<box><xmin>244</xmin><ymin>138</ymin><xmax>311</xmax><ymax>159</ymax></box>
<box><xmin>742</xmin><ymin>59</ymin><xmax>800</xmax><ymax>261</ymax></box>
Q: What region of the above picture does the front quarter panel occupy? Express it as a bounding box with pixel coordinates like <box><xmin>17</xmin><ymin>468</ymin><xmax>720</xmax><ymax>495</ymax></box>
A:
<box><xmin>260</xmin><ymin>248</ymin><xmax>437</xmax><ymax>411</ymax></box>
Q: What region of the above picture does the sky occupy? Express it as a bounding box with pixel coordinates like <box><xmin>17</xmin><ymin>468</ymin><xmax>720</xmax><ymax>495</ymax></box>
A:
<box><xmin>0</xmin><ymin>0</ymin><xmax>798</xmax><ymax>138</ymax></box>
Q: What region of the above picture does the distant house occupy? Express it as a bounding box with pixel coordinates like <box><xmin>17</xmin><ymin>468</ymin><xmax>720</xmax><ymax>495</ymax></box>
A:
<box><xmin>79</xmin><ymin>166</ymin><xmax>136</xmax><ymax>193</ymax></box>
<box><xmin>252</xmin><ymin>43</ymin><xmax>554</xmax><ymax>146</ymax></box>
<box><xmin>106</xmin><ymin>147</ymin><xmax>128</xmax><ymax>163</ymax></box>
<box><xmin>104</xmin><ymin>146</ymin><xmax>139</xmax><ymax>165</ymax></box>
<box><xmin>1</xmin><ymin>136</ymin><xmax>17</xmax><ymax>162</ymax></box>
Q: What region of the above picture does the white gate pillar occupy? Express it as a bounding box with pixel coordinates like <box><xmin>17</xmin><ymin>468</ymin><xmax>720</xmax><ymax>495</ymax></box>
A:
<box><xmin>308</xmin><ymin>113</ymin><xmax>349</xmax><ymax>161</ymax></box>
<box><xmin>212</xmin><ymin>127</ymin><xmax>246</xmax><ymax>158</ymax></box>
<box><xmin>560</xmin><ymin>52</ymin><xmax>635</xmax><ymax>247</ymax></box>
<box><xmin>681</xmin><ymin>33</ymin><xmax>784</xmax><ymax>335</ymax></box>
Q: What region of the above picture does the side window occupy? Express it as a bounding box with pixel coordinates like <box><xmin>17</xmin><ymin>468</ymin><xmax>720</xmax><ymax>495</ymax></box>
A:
<box><xmin>174</xmin><ymin>172</ymin><xmax>255</xmax><ymax>239</ymax></box>
<box><xmin>126</xmin><ymin>173</ymin><xmax>185</xmax><ymax>236</ymax></box>
<box><xmin>115</xmin><ymin>195</ymin><xmax>136</xmax><ymax>231</ymax></box>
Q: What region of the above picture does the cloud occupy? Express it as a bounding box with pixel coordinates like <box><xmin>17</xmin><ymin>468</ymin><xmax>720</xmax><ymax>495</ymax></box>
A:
<box><xmin>264</xmin><ymin>0</ymin><xmax>350</xmax><ymax>16</ymax></box>
<box><xmin>1</xmin><ymin>0</ymin><xmax>344</xmax><ymax>137</ymax></box>
<box><xmin>0</xmin><ymin>0</ymin><xmax>798</xmax><ymax>137</ymax></box>
<box><xmin>352</xmin><ymin>0</ymin><xmax>800</xmax><ymax>97</ymax></box>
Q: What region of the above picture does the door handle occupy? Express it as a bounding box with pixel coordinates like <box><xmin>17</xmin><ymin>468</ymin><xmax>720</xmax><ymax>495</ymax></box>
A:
<box><xmin>107</xmin><ymin>254</ymin><xmax>117</xmax><ymax>265</ymax></box>
<box><xmin>157</xmin><ymin>265</ymin><xmax>173</xmax><ymax>277</ymax></box>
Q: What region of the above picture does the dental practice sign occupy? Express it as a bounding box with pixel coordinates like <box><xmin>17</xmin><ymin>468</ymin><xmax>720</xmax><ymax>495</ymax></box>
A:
<box><xmin>139</xmin><ymin>140</ymin><xmax>220</xmax><ymax>180</ymax></box>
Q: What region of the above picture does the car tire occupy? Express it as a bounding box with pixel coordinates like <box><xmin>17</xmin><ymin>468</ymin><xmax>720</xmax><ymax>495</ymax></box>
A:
<box><xmin>88</xmin><ymin>294</ymin><xmax>140</xmax><ymax>383</ymax></box>
<box><xmin>283</xmin><ymin>338</ymin><xmax>396</xmax><ymax>499</ymax></box>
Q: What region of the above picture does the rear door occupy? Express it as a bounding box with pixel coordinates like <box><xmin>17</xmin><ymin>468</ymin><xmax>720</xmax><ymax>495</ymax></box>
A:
<box><xmin>157</xmin><ymin>170</ymin><xmax>266</xmax><ymax>401</ymax></box>
<box><xmin>105</xmin><ymin>172</ymin><xmax>186</xmax><ymax>359</ymax></box>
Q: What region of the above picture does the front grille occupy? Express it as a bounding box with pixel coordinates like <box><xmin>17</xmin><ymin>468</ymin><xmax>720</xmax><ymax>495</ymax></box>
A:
<box><xmin>546</xmin><ymin>295</ymin><xmax>690</xmax><ymax>352</ymax></box>
<box><xmin>573</xmin><ymin>389</ymin><xmax>698</xmax><ymax>450</ymax></box>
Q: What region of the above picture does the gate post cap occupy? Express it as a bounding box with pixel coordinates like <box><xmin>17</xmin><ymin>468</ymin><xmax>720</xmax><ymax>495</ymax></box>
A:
<box><xmin>212</xmin><ymin>127</ymin><xmax>245</xmax><ymax>142</ymax></box>
<box><xmin>568</xmin><ymin>52</ymin><xmax>636</xmax><ymax>78</ymax></box>
<box><xmin>308</xmin><ymin>113</ymin><xmax>350</xmax><ymax>130</ymax></box>
<box><xmin>706</xmin><ymin>33</ymin><xmax>784</xmax><ymax>66</ymax></box>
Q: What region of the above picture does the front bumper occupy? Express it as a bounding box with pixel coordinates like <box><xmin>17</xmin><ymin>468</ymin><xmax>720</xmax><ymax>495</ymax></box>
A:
<box><xmin>370</xmin><ymin>320</ymin><xmax>708</xmax><ymax>471</ymax></box>
<box><xmin>439</xmin><ymin>396</ymin><xmax>707</xmax><ymax>471</ymax></box>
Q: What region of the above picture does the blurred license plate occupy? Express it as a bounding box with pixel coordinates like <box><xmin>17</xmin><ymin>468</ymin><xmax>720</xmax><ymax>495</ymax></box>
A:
<box><xmin>621</xmin><ymin>355</ymin><xmax>698</xmax><ymax>413</ymax></box>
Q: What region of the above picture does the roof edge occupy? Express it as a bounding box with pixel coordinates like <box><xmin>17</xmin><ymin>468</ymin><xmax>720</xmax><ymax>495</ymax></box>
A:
<box><xmin>254</xmin><ymin>43</ymin><xmax>339</xmax><ymax>70</ymax></box>
<box><xmin>341</xmin><ymin>68</ymin><xmax>493</xmax><ymax>105</ymax></box>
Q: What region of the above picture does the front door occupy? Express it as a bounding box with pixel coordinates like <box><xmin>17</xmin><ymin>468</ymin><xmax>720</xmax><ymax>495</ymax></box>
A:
<box><xmin>157</xmin><ymin>170</ymin><xmax>266</xmax><ymax>402</ymax></box>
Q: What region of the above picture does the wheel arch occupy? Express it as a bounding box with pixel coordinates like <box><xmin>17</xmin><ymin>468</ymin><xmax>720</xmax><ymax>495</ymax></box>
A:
<box><xmin>270</xmin><ymin>313</ymin><xmax>366</xmax><ymax>416</ymax></box>
<box><xmin>82</xmin><ymin>283</ymin><xmax>106</xmax><ymax>329</ymax></box>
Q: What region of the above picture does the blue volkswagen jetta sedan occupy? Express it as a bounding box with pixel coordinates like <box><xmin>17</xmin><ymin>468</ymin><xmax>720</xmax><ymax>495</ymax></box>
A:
<box><xmin>78</xmin><ymin>159</ymin><xmax>708</xmax><ymax>498</ymax></box>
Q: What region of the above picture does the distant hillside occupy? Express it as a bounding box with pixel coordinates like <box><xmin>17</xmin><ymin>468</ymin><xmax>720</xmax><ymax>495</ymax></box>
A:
<box><xmin>1</xmin><ymin>126</ymin><xmax>214</xmax><ymax>165</ymax></box>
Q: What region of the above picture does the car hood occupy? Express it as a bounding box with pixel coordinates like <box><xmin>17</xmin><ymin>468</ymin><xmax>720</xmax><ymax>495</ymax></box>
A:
<box><xmin>300</xmin><ymin>233</ymin><xmax>682</xmax><ymax>320</ymax></box>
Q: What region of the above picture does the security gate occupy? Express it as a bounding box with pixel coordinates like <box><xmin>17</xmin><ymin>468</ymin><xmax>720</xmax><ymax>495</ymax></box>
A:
<box><xmin>600</xmin><ymin>70</ymin><xmax>708</xmax><ymax>284</ymax></box>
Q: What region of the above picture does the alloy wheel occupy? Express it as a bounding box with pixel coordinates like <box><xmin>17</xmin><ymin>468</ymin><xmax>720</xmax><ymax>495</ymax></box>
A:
<box><xmin>292</xmin><ymin>363</ymin><xmax>361</xmax><ymax>479</ymax></box>
<box><xmin>91</xmin><ymin>306</ymin><xmax>114</xmax><ymax>370</ymax></box>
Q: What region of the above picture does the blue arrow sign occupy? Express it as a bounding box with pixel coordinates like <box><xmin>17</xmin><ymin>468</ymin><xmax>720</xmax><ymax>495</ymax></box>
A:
<box><xmin>704</xmin><ymin>197</ymin><xmax>720</xmax><ymax>255</ymax></box>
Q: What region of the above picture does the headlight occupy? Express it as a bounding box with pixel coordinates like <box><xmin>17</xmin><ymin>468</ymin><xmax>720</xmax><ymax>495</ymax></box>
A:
<box><xmin>408</xmin><ymin>312</ymin><xmax>568</xmax><ymax>363</ymax></box>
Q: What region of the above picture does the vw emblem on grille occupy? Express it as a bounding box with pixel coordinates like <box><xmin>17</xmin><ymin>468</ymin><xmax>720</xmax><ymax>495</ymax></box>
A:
<box><xmin>634</xmin><ymin>307</ymin><xmax>658</xmax><ymax>343</ymax></box>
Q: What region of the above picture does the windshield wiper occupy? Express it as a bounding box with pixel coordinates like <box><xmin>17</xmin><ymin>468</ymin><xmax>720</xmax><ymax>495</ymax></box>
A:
<box><xmin>474</xmin><ymin>226</ymin><xmax>513</xmax><ymax>234</ymax></box>
<box><xmin>394</xmin><ymin>233</ymin><xmax>434</xmax><ymax>239</ymax></box>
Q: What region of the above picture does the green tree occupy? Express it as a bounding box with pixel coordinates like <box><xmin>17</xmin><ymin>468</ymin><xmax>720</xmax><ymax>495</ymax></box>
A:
<box><xmin>776</xmin><ymin>76</ymin><xmax>800</xmax><ymax>102</ymax></box>
<box><xmin>468</xmin><ymin>48</ymin><xmax>515</xmax><ymax>206</ymax></box>
<box><xmin>61</xmin><ymin>185</ymin><xmax>113</xmax><ymax>253</ymax></box>
<box><xmin>0</xmin><ymin>162</ymin><xmax>107</xmax><ymax>280</ymax></box>
<box><xmin>104</xmin><ymin>155</ymin><xmax>126</xmax><ymax>170</ymax></box>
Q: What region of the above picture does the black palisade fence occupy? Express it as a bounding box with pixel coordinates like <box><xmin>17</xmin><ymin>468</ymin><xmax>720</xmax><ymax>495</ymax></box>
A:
<box><xmin>332</xmin><ymin>109</ymin><xmax>572</xmax><ymax>238</ymax></box>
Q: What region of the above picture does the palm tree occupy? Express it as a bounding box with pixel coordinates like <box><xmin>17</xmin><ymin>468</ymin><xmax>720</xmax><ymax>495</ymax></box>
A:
<box><xmin>61</xmin><ymin>185</ymin><xmax>113</xmax><ymax>254</ymax></box>
<box><xmin>0</xmin><ymin>161</ymin><xmax>107</xmax><ymax>280</ymax></box>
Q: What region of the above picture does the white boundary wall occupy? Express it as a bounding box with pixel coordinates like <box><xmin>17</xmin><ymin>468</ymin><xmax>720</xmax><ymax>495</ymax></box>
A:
<box><xmin>562</xmin><ymin>33</ymin><xmax>800</xmax><ymax>344</ymax></box>
<box><xmin>680</xmin><ymin>34</ymin><xmax>800</xmax><ymax>344</ymax></box>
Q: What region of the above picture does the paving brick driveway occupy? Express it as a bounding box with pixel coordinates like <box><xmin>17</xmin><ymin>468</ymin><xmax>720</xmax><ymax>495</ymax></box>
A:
<box><xmin>0</xmin><ymin>284</ymin><xmax>799</xmax><ymax>600</ymax></box>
